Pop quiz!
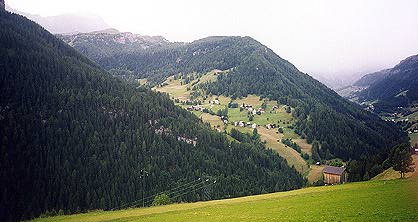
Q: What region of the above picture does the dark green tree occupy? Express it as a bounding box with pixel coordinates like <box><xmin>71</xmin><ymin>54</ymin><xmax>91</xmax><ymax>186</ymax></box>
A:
<box><xmin>152</xmin><ymin>194</ymin><xmax>171</xmax><ymax>206</ymax></box>
<box><xmin>311</xmin><ymin>140</ymin><xmax>321</xmax><ymax>162</ymax></box>
<box><xmin>390</xmin><ymin>143</ymin><xmax>414</xmax><ymax>178</ymax></box>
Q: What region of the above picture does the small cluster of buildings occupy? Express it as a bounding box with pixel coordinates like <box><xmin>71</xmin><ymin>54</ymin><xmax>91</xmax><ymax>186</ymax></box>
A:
<box><xmin>234</xmin><ymin>121</ymin><xmax>257</xmax><ymax>129</ymax></box>
<box><xmin>209</xmin><ymin>99</ymin><xmax>220</xmax><ymax>105</ymax></box>
<box><xmin>240</xmin><ymin>104</ymin><xmax>265</xmax><ymax>115</ymax></box>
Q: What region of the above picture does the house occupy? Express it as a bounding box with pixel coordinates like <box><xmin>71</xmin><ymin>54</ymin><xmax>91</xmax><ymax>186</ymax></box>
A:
<box><xmin>238</xmin><ymin>121</ymin><xmax>245</xmax><ymax>127</ymax></box>
<box><xmin>251</xmin><ymin>123</ymin><xmax>257</xmax><ymax>129</ymax></box>
<box><xmin>213</xmin><ymin>69</ymin><xmax>222</xmax><ymax>75</ymax></box>
<box><xmin>323</xmin><ymin>166</ymin><xmax>347</xmax><ymax>184</ymax></box>
<box><xmin>209</xmin><ymin>99</ymin><xmax>219</xmax><ymax>105</ymax></box>
<box><xmin>241</xmin><ymin>104</ymin><xmax>253</xmax><ymax>110</ymax></box>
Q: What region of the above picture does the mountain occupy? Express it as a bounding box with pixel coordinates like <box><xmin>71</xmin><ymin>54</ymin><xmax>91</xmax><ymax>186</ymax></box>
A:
<box><xmin>6</xmin><ymin>5</ymin><xmax>110</xmax><ymax>34</ymax></box>
<box><xmin>58</xmin><ymin>30</ymin><xmax>171</xmax><ymax>80</ymax></box>
<box><xmin>58</xmin><ymin>29</ymin><xmax>169</xmax><ymax>64</ymax></box>
<box><xmin>59</xmin><ymin>33</ymin><xmax>408</xmax><ymax>181</ymax></box>
<box><xmin>0</xmin><ymin>10</ymin><xmax>306</xmax><ymax>222</ymax></box>
<box><xmin>353</xmin><ymin>69</ymin><xmax>391</xmax><ymax>88</ymax></box>
<box><xmin>356</xmin><ymin>54</ymin><xmax>418</xmax><ymax>112</ymax></box>
<box><xmin>314</xmin><ymin>73</ymin><xmax>362</xmax><ymax>90</ymax></box>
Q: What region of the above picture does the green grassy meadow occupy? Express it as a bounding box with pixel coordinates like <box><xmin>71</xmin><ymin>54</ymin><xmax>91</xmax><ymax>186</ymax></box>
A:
<box><xmin>153</xmin><ymin>71</ymin><xmax>315</xmax><ymax>178</ymax></box>
<box><xmin>410</xmin><ymin>132</ymin><xmax>418</xmax><ymax>146</ymax></box>
<box><xmin>33</xmin><ymin>178</ymin><xmax>418</xmax><ymax>222</ymax></box>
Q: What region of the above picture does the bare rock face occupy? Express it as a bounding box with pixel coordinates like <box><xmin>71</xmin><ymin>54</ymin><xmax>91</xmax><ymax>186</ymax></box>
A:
<box><xmin>58</xmin><ymin>30</ymin><xmax>170</xmax><ymax>50</ymax></box>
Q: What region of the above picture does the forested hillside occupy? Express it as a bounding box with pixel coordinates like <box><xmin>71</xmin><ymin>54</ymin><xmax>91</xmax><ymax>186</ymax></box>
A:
<box><xmin>0</xmin><ymin>11</ymin><xmax>305</xmax><ymax>222</ymax></box>
<box><xmin>60</xmin><ymin>32</ymin><xmax>408</xmax><ymax>181</ymax></box>
<box><xmin>352</xmin><ymin>69</ymin><xmax>391</xmax><ymax>87</ymax></box>
<box><xmin>356</xmin><ymin>54</ymin><xmax>418</xmax><ymax>112</ymax></box>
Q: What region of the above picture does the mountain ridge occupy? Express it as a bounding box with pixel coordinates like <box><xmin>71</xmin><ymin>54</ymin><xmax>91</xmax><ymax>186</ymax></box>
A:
<box><xmin>0</xmin><ymin>10</ymin><xmax>305</xmax><ymax>222</ymax></box>
<box><xmin>57</xmin><ymin>30</ymin><xmax>408</xmax><ymax>182</ymax></box>
<box><xmin>355</xmin><ymin>54</ymin><xmax>418</xmax><ymax>112</ymax></box>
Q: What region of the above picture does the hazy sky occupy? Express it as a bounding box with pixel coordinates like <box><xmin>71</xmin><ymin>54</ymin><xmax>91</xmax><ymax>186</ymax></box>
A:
<box><xmin>7</xmin><ymin>0</ymin><xmax>418</xmax><ymax>79</ymax></box>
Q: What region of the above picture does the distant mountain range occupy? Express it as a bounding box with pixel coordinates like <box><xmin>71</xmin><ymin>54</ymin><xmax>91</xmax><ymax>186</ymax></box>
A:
<box><xmin>314</xmin><ymin>73</ymin><xmax>362</xmax><ymax>90</ymax></box>
<box><xmin>58</xmin><ymin>29</ymin><xmax>170</xmax><ymax>62</ymax></box>
<box><xmin>338</xmin><ymin>54</ymin><xmax>418</xmax><ymax>113</ymax></box>
<box><xmin>6</xmin><ymin>5</ymin><xmax>110</xmax><ymax>33</ymax></box>
<box><xmin>352</xmin><ymin>69</ymin><xmax>391</xmax><ymax>88</ymax></box>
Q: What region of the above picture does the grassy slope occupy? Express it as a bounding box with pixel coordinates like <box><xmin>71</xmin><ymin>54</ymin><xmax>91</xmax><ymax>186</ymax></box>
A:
<box><xmin>410</xmin><ymin>133</ymin><xmax>418</xmax><ymax>146</ymax></box>
<box><xmin>33</xmin><ymin>178</ymin><xmax>418</xmax><ymax>222</ymax></box>
<box><xmin>153</xmin><ymin>72</ymin><xmax>315</xmax><ymax>178</ymax></box>
<box><xmin>372</xmin><ymin>155</ymin><xmax>418</xmax><ymax>181</ymax></box>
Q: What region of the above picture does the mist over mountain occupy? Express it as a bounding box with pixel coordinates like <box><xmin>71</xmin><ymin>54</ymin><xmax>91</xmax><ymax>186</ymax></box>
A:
<box><xmin>313</xmin><ymin>73</ymin><xmax>363</xmax><ymax>90</ymax></box>
<box><xmin>6</xmin><ymin>5</ymin><xmax>110</xmax><ymax>34</ymax></box>
<box><xmin>353</xmin><ymin>69</ymin><xmax>392</xmax><ymax>88</ymax></box>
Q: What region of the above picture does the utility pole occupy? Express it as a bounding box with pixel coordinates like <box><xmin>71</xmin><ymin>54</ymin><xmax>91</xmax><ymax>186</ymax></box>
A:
<box><xmin>140</xmin><ymin>169</ymin><xmax>149</xmax><ymax>207</ymax></box>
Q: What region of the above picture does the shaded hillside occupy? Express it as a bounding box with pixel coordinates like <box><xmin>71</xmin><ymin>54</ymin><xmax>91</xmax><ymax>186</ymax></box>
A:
<box><xmin>58</xmin><ymin>32</ymin><xmax>408</xmax><ymax>182</ymax></box>
<box><xmin>357</xmin><ymin>54</ymin><xmax>418</xmax><ymax>112</ymax></box>
<box><xmin>0</xmin><ymin>10</ymin><xmax>305</xmax><ymax>222</ymax></box>
<box><xmin>353</xmin><ymin>69</ymin><xmax>391</xmax><ymax>87</ymax></box>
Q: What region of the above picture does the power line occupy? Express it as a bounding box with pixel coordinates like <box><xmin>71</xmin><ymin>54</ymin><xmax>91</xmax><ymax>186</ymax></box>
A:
<box><xmin>111</xmin><ymin>177</ymin><xmax>210</xmax><ymax>210</ymax></box>
<box><xmin>170</xmin><ymin>179</ymin><xmax>217</xmax><ymax>201</ymax></box>
<box><xmin>131</xmin><ymin>179</ymin><xmax>210</xmax><ymax>208</ymax></box>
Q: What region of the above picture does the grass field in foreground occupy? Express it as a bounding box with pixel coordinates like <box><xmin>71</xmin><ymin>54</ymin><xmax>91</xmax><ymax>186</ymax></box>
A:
<box><xmin>33</xmin><ymin>178</ymin><xmax>418</xmax><ymax>222</ymax></box>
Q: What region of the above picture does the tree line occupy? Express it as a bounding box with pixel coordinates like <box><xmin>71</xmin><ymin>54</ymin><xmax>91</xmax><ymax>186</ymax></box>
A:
<box><xmin>0</xmin><ymin>11</ymin><xmax>305</xmax><ymax>222</ymax></box>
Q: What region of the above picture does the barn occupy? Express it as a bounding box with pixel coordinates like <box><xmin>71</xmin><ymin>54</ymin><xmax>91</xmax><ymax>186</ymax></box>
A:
<box><xmin>323</xmin><ymin>166</ymin><xmax>347</xmax><ymax>184</ymax></box>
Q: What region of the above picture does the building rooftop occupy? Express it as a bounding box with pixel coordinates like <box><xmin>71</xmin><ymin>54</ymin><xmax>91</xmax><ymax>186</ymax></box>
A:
<box><xmin>323</xmin><ymin>165</ymin><xmax>346</xmax><ymax>175</ymax></box>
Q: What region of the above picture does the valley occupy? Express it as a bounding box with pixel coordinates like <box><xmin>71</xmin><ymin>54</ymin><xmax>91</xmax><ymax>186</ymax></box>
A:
<box><xmin>1</xmin><ymin>3</ymin><xmax>417</xmax><ymax>221</ymax></box>
<box><xmin>336</xmin><ymin>55</ymin><xmax>418</xmax><ymax>143</ymax></box>
<box><xmin>151</xmin><ymin>70</ymin><xmax>324</xmax><ymax>180</ymax></box>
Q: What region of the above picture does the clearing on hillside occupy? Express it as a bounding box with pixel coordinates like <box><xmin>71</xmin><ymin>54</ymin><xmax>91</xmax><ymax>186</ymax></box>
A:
<box><xmin>153</xmin><ymin>71</ymin><xmax>319</xmax><ymax>179</ymax></box>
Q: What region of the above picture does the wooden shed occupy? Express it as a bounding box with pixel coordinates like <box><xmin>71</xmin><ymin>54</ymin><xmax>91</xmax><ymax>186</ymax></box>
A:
<box><xmin>323</xmin><ymin>166</ymin><xmax>347</xmax><ymax>184</ymax></box>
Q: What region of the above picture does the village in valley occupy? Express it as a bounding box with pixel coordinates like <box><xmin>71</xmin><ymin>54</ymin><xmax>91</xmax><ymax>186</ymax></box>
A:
<box><xmin>145</xmin><ymin>70</ymin><xmax>355</xmax><ymax>184</ymax></box>
<box><xmin>147</xmin><ymin>69</ymin><xmax>418</xmax><ymax>185</ymax></box>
